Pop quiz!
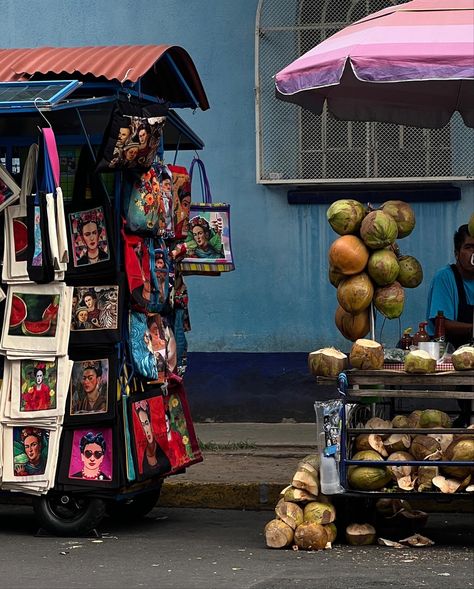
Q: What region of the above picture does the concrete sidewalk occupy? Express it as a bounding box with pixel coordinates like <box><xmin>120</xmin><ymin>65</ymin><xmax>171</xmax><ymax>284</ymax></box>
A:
<box><xmin>160</xmin><ymin>422</ymin><xmax>473</xmax><ymax>513</ymax></box>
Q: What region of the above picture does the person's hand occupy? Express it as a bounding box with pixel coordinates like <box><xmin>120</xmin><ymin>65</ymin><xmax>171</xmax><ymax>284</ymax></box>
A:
<box><xmin>210</xmin><ymin>217</ymin><xmax>223</xmax><ymax>235</ymax></box>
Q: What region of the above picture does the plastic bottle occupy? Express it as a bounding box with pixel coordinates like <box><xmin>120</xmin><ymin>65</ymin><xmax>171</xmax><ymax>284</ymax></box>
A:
<box><xmin>319</xmin><ymin>453</ymin><xmax>343</xmax><ymax>495</ymax></box>
<box><xmin>413</xmin><ymin>322</ymin><xmax>430</xmax><ymax>346</ymax></box>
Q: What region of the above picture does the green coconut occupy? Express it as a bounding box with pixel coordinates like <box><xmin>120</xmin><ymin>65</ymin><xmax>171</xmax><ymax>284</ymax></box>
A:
<box><xmin>442</xmin><ymin>439</ymin><xmax>474</xmax><ymax>479</ymax></box>
<box><xmin>380</xmin><ymin>201</ymin><xmax>416</xmax><ymax>238</ymax></box>
<box><xmin>348</xmin><ymin>466</ymin><xmax>392</xmax><ymax>490</ymax></box>
<box><xmin>419</xmin><ymin>409</ymin><xmax>451</xmax><ymax>429</ymax></box>
<box><xmin>392</xmin><ymin>415</ymin><xmax>410</xmax><ymax>428</ymax></box>
<box><xmin>360</xmin><ymin>210</ymin><xmax>398</xmax><ymax>250</ymax></box>
<box><xmin>468</xmin><ymin>212</ymin><xmax>474</xmax><ymax>237</ymax></box>
<box><xmin>451</xmin><ymin>346</ymin><xmax>474</xmax><ymax>370</ymax></box>
<box><xmin>326</xmin><ymin>199</ymin><xmax>367</xmax><ymax>235</ymax></box>
<box><xmin>404</xmin><ymin>350</ymin><xmax>436</xmax><ymax>373</ymax></box>
<box><xmin>324</xmin><ymin>523</ymin><xmax>337</xmax><ymax>544</ymax></box>
<box><xmin>303</xmin><ymin>501</ymin><xmax>336</xmax><ymax>525</ymax></box>
<box><xmin>367</xmin><ymin>249</ymin><xmax>400</xmax><ymax>286</ymax></box>
<box><xmin>373</xmin><ymin>281</ymin><xmax>405</xmax><ymax>319</ymax></box>
<box><xmin>337</xmin><ymin>273</ymin><xmax>374</xmax><ymax>314</ymax></box>
<box><xmin>397</xmin><ymin>255</ymin><xmax>423</xmax><ymax>288</ymax></box>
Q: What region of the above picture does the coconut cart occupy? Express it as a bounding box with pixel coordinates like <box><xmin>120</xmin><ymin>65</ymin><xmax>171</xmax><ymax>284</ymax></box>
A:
<box><xmin>0</xmin><ymin>44</ymin><xmax>209</xmax><ymax>536</ymax></box>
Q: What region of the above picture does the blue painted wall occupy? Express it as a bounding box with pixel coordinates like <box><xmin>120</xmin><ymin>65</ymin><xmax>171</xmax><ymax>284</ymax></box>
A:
<box><xmin>2</xmin><ymin>1</ymin><xmax>473</xmax><ymax>420</ymax></box>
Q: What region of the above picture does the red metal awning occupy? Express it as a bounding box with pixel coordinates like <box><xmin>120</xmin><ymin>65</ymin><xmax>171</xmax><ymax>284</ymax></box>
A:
<box><xmin>0</xmin><ymin>44</ymin><xmax>209</xmax><ymax>110</ymax></box>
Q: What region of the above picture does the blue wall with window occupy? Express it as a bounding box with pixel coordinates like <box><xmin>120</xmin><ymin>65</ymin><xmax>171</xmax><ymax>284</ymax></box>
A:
<box><xmin>2</xmin><ymin>0</ymin><xmax>473</xmax><ymax>421</ymax></box>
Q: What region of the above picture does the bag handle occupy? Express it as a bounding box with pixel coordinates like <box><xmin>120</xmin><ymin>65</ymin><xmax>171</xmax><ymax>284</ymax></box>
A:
<box><xmin>20</xmin><ymin>143</ymin><xmax>39</xmax><ymax>207</ymax></box>
<box><xmin>42</xmin><ymin>128</ymin><xmax>60</xmax><ymax>189</ymax></box>
<box><xmin>189</xmin><ymin>157</ymin><xmax>212</xmax><ymax>204</ymax></box>
<box><xmin>73</xmin><ymin>145</ymin><xmax>111</xmax><ymax>206</ymax></box>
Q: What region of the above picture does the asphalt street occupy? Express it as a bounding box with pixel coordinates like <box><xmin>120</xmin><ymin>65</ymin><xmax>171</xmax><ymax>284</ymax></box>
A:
<box><xmin>0</xmin><ymin>505</ymin><xmax>472</xmax><ymax>589</ymax></box>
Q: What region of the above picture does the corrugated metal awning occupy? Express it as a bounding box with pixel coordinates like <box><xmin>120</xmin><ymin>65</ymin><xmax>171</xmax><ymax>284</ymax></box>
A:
<box><xmin>0</xmin><ymin>44</ymin><xmax>209</xmax><ymax>110</ymax></box>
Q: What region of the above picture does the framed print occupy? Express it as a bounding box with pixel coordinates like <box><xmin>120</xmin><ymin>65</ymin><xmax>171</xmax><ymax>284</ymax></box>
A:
<box><xmin>57</xmin><ymin>426</ymin><xmax>119</xmax><ymax>488</ymax></box>
<box><xmin>2</xmin><ymin>424</ymin><xmax>59</xmax><ymax>484</ymax></box>
<box><xmin>68</xmin><ymin>206</ymin><xmax>111</xmax><ymax>268</ymax></box>
<box><xmin>0</xmin><ymin>163</ymin><xmax>21</xmax><ymax>212</ymax></box>
<box><xmin>128</xmin><ymin>390</ymin><xmax>171</xmax><ymax>481</ymax></box>
<box><xmin>64</xmin><ymin>346</ymin><xmax>116</xmax><ymax>424</ymax></box>
<box><xmin>1</xmin><ymin>283</ymin><xmax>73</xmax><ymax>357</ymax></box>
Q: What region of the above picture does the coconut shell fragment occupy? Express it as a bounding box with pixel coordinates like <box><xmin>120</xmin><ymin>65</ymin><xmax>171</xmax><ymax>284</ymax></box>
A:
<box><xmin>432</xmin><ymin>475</ymin><xmax>462</xmax><ymax>494</ymax></box>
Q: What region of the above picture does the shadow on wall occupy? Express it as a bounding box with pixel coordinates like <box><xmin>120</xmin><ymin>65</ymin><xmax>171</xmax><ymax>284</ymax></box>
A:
<box><xmin>184</xmin><ymin>352</ymin><xmax>336</xmax><ymax>422</ymax></box>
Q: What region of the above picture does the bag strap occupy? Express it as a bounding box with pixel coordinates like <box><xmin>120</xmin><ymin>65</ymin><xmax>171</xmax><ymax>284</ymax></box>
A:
<box><xmin>42</xmin><ymin>127</ymin><xmax>60</xmax><ymax>189</ymax></box>
<box><xmin>20</xmin><ymin>144</ymin><xmax>39</xmax><ymax>206</ymax></box>
<box><xmin>73</xmin><ymin>145</ymin><xmax>111</xmax><ymax>206</ymax></box>
<box><xmin>189</xmin><ymin>157</ymin><xmax>212</xmax><ymax>204</ymax></box>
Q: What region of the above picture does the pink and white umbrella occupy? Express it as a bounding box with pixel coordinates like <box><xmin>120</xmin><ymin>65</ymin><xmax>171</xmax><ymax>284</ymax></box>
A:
<box><xmin>275</xmin><ymin>0</ymin><xmax>474</xmax><ymax>129</ymax></box>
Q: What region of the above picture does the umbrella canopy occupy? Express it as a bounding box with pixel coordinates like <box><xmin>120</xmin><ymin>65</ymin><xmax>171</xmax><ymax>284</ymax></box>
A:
<box><xmin>275</xmin><ymin>0</ymin><xmax>474</xmax><ymax>129</ymax></box>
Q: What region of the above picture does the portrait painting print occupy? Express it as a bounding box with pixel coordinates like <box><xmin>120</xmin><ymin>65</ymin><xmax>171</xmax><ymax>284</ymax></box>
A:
<box><xmin>183</xmin><ymin>209</ymin><xmax>231</xmax><ymax>262</ymax></box>
<box><xmin>69</xmin><ymin>206</ymin><xmax>110</xmax><ymax>267</ymax></box>
<box><xmin>71</xmin><ymin>285</ymin><xmax>119</xmax><ymax>332</ymax></box>
<box><xmin>13</xmin><ymin>427</ymin><xmax>49</xmax><ymax>477</ymax></box>
<box><xmin>8</xmin><ymin>293</ymin><xmax>60</xmax><ymax>337</ymax></box>
<box><xmin>68</xmin><ymin>428</ymin><xmax>113</xmax><ymax>482</ymax></box>
<box><xmin>20</xmin><ymin>359</ymin><xmax>57</xmax><ymax>412</ymax></box>
<box><xmin>131</xmin><ymin>395</ymin><xmax>171</xmax><ymax>478</ymax></box>
<box><xmin>69</xmin><ymin>358</ymin><xmax>109</xmax><ymax>416</ymax></box>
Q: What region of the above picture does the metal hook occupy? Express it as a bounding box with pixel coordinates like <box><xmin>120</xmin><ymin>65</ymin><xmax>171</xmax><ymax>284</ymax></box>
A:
<box><xmin>34</xmin><ymin>97</ymin><xmax>52</xmax><ymax>130</ymax></box>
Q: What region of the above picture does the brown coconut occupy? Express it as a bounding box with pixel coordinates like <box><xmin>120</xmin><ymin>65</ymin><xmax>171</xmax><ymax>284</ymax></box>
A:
<box><xmin>451</xmin><ymin>346</ymin><xmax>474</xmax><ymax>370</ymax></box>
<box><xmin>264</xmin><ymin>519</ymin><xmax>294</xmax><ymax>548</ymax></box>
<box><xmin>350</xmin><ymin>339</ymin><xmax>384</xmax><ymax>370</ymax></box>
<box><xmin>308</xmin><ymin>348</ymin><xmax>348</xmax><ymax>378</ymax></box>
<box><xmin>383</xmin><ymin>434</ymin><xmax>412</xmax><ymax>454</ymax></box>
<box><xmin>294</xmin><ymin>522</ymin><xmax>328</xmax><ymax>550</ymax></box>
<box><xmin>373</xmin><ymin>281</ymin><xmax>405</xmax><ymax>319</ymax></box>
<box><xmin>337</xmin><ymin>273</ymin><xmax>374</xmax><ymax>314</ymax></box>
<box><xmin>355</xmin><ymin>433</ymin><xmax>387</xmax><ymax>455</ymax></box>
<box><xmin>328</xmin><ymin>265</ymin><xmax>345</xmax><ymax>288</ymax></box>
<box><xmin>411</xmin><ymin>435</ymin><xmax>441</xmax><ymax>461</ymax></box>
<box><xmin>328</xmin><ymin>235</ymin><xmax>370</xmax><ymax>276</ymax></box>
<box><xmin>442</xmin><ymin>439</ymin><xmax>474</xmax><ymax>479</ymax></box>
<box><xmin>335</xmin><ymin>306</ymin><xmax>370</xmax><ymax>341</ymax></box>
<box><xmin>407</xmin><ymin>410</ymin><xmax>423</xmax><ymax>428</ymax></box>
<box><xmin>345</xmin><ymin>523</ymin><xmax>376</xmax><ymax>546</ymax></box>
<box><xmin>275</xmin><ymin>499</ymin><xmax>304</xmax><ymax>530</ymax></box>
<box><xmin>360</xmin><ymin>210</ymin><xmax>398</xmax><ymax>249</ymax></box>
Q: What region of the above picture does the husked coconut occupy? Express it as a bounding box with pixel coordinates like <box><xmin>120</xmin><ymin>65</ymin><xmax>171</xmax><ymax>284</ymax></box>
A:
<box><xmin>335</xmin><ymin>306</ymin><xmax>370</xmax><ymax>341</ymax></box>
<box><xmin>360</xmin><ymin>210</ymin><xmax>398</xmax><ymax>249</ymax></box>
<box><xmin>337</xmin><ymin>273</ymin><xmax>374</xmax><ymax>314</ymax></box>
<box><xmin>292</xmin><ymin>466</ymin><xmax>319</xmax><ymax>496</ymax></box>
<box><xmin>326</xmin><ymin>199</ymin><xmax>367</xmax><ymax>235</ymax></box>
<box><xmin>328</xmin><ymin>235</ymin><xmax>369</xmax><ymax>276</ymax></box>
<box><xmin>294</xmin><ymin>522</ymin><xmax>328</xmax><ymax>550</ymax></box>
<box><xmin>355</xmin><ymin>433</ymin><xmax>387</xmax><ymax>455</ymax></box>
<box><xmin>303</xmin><ymin>502</ymin><xmax>336</xmax><ymax>525</ymax></box>
<box><xmin>282</xmin><ymin>486</ymin><xmax>318</xmax><ymax>503</ymax></box>
<box><xmin>391</xmin><ymin>415</ymin><xmax>410</xmax><ymax>428</ymax></box>
<box><xmin>404</xmin><ymin>350</ymin><xmax>436</xmax><ymax>374</ymax></box>
<box><xmin>350</xmin><ymin>339</ymin><xmax>384</xmax><ymax>370</ymax></box>
<box><xmin>345</xmin><ymin>523</ymin><xmax>376</xmax><ymax>546</ymax></box>
<box><xmin>264</xmin><ymin>519</ymin><xmax>294</xmax><ymax>548</ymax></box>
<box><xmin>308</xmin><ymin>348</ymin><xmax>348</xmax><ymax>378</ymax></box>
<box><xmin>275</xmin><ymin>499</ymin><xmax>304</xmax><ymax>530</ymax></box>
<box><xmin>451</xmin><ymin>346</ymin><xmax>474</xmax><ymax>370</ymax></box>
<box><xmin>419</xmin><ymin>409</ymin><xmax>451</xmax><ymax>428</ymax></box>
<box><xmin>380</xmin><ymin>200</ymin><xmax>416</xmax><ymax>238</ymax></box>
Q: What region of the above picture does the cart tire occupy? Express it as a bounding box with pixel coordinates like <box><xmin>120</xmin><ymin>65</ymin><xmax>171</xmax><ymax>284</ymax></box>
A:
<box><xmin>106</xmin><ymin>485</ymin><xmax>162</xmax><ymax>520</ymax></box>
<box><xmin>32</xmin><ymin>493</ymin><xmax>106</xmax><ymax>537</ymax></box>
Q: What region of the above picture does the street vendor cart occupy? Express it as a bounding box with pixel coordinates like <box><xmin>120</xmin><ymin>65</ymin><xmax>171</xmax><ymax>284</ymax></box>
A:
<box><xmin>0</xmin><ymin>44</ymin><xmax>209</xmax><ymax>536</ymax></box>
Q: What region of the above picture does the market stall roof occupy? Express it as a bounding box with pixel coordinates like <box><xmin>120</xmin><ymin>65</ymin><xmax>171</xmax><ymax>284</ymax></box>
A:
<box><xmin>0</xmin><ymin>44</ymin><xmax>209</xmax><ymax>111</ymax></box>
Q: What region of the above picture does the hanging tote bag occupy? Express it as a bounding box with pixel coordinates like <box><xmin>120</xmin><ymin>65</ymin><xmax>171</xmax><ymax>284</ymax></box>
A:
<box><xmin>177</xmin><ymin>157</ymin><xmax>235</xmax><ymax>275</ymax></box>
<box><xmin>65</xmin><ymin>146</ymin><xmax>117</xmax><ymax>283</ymax></box>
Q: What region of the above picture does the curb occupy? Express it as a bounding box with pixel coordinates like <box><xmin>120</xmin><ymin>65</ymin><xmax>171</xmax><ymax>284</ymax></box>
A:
<box><xmin>161</xmin><ymin>480</ymin><xmax>474</xmax><ymax>513</ymax></box>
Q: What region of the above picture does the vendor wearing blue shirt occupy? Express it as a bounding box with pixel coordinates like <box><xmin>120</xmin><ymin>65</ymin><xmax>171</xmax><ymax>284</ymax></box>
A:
<box><xmin>426</xmin><ymin>224</ymin><xmax>474</xmax><ymax>349</ymax></box>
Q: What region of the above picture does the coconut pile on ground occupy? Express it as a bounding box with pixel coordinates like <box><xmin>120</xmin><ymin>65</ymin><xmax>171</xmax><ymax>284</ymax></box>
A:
<box><xmin>327</xmin><ymin>199</ymin><xmax>423</xmax><ymax>343</ymax></box>
<box><xmin>348</xmin><ymin>411</ymin><xmax>474</xmax><ymax>493</ymax></box>
<box><xmin>264</xmin><ymin>454</ymin><xmax>338</xmax><ymax>550</ymax></box>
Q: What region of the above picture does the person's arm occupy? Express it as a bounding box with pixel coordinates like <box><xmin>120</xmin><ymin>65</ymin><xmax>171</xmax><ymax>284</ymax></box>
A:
<box><xmin>445</xmin><ymin>318</ymin><xmax>473</xmax><ymax>344</ymax></box>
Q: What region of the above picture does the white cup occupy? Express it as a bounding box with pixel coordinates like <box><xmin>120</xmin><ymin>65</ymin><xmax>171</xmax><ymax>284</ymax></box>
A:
<box><xmin>418</xmin><ymin>341</ymin><xmax>441</xmax><ymax>360</ymax></box>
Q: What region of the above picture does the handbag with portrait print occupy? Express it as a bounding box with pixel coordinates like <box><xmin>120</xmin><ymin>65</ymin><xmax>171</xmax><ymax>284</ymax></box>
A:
<box><xmin>65</xmin><ymin>145</ymin><xmax>117</xmax><ymax>284</ymax></box>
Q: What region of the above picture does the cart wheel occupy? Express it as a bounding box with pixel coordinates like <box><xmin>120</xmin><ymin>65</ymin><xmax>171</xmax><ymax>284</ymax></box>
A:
<box><xmin>32</xmin><ymin>493</ymin><xmax>106</xmax><ymax>537</ymax></box>
<box><xmin>106</xmin><ymin>485</ymin><xmax>162</xmax><ymax>520</ymax></box>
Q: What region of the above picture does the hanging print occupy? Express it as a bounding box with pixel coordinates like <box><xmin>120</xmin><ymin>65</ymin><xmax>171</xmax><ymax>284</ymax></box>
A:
<box><xmin>20</xmin><ymin>359</ymin><xmax>57</xmax><ymax>412</ymax></box>
<box><xmin>68</xmin><ymin>206</ymin><xmax>110</xmax><ymax>267</ymax></box>
<box><xmin>67</xmin><ymin>428</ymin><xmax>113</xmax><ymax>482</ymax></box>
<box><xmin>13</xmin><ymin>427</ymin><xmax>49</xmax><ymax>477</ymax></box>
<box><xmin>71</xmin><ymin>285</ymin><xmax>119</xmax><ymax>331</ymax></box>
<box><xmin>69</xmin><ymin>358</ymin><xmax>109</xmax><ymax>416</ymax></box>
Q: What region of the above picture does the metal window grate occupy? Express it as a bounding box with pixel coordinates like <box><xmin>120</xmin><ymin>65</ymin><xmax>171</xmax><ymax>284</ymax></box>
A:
<box><xmin>256</xmin><ymin>0</ymin><xmax>474</xmax><ymax>185</ymax></box>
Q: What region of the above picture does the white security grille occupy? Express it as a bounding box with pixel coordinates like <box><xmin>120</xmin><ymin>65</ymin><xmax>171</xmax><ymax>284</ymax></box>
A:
<box><xmin>256</xmin><ymin>0</ymin><xmax>474</xmax><ymax>184</ymax></box>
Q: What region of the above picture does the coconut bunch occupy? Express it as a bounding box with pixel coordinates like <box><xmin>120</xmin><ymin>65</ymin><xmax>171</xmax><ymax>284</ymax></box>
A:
<box><xmin>264</xmin><ymin>454</ymin><xmax>338</xmax><ymax>550</ymax></box>
<box><xmin>348</xmin><ymin>412</ymin><xmax>474</xmax><ymax>493</ymax></box>
<box><xmin>327</xmin><ymin>199</ymin><xmax>423</xmax><ymax>342</ymax></box>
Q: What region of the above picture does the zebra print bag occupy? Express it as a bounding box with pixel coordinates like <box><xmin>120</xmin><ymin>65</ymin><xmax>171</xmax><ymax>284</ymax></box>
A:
<box><xmin>68</xmin><ymin>274</ymin><xmax>126</xmax><ymax>346</ymax></box>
